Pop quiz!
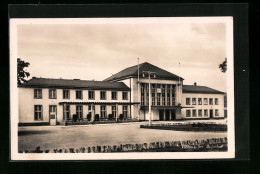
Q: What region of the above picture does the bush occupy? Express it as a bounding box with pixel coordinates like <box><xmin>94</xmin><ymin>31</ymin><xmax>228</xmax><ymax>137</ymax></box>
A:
<box><xmin>87</xmin><ymin>113</ymin><xmax>91</xmax><ymax>121</ymax></box>
<box><xmin>72</xmin><ymin>114</ymin><xmax>78</xmax><ymax>122</ymax></box>
<box><xmin>95</xmin><ymin>114</ymin><xmax>99</xmax><ymax>121</ymax></box>
<box><xmin>108</xmin><ymin>114</ymin><xmax>113</xmax><ymax>120</ymax></box>
<box><xmin>119</xmin><ymin>114</ymin><xmax>124</xmax><ymax>120</ymax></box>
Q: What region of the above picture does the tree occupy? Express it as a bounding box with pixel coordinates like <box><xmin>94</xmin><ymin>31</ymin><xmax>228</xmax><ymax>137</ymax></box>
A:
<box><xmin>219</xmin><ymin>58</ymin><xmax>227</xmax><ymax>73</ymax></box>
<box><xmin>17</xmin><ymin>58</ymin><xmax>30</xmax><ymax>85</ymax></box>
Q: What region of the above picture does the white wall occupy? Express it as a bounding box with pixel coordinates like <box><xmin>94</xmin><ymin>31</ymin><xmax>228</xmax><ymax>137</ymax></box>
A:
<box><xmin>181</xmin><ymin>93</ymin><xmax>225</xmax><ymax>119</ymax></box>
<box><xmin>18</xmin><ymin>87</ymin><xmax>130</xmax><ymax>123</ymax></box>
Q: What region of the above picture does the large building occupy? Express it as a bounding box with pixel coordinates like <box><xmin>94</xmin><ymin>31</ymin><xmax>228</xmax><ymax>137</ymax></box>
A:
<box><xmin>18</xmin><ymin>62</ymin><xmax>225</xmax><ymax>125</ymax></box>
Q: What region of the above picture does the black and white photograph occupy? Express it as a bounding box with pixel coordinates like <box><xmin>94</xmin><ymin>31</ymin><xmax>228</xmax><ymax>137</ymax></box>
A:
<box><xmin>10</xmin><ymin>17</ymin><xmax>235</xmax><ymax>160</ymax></box>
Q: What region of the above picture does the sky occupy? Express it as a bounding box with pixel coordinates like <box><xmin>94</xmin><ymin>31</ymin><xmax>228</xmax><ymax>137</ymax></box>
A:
<box><xmin>16</xmin><ymin>18</ymin><xmax>228</xmax><ymax>92</ymax></box>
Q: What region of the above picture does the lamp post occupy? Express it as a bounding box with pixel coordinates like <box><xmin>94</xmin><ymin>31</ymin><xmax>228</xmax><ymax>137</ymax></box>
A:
<box><xmin>143</xmin><ymin>71</ymin><xmax>156</xmax><ymax>126</ymax></box>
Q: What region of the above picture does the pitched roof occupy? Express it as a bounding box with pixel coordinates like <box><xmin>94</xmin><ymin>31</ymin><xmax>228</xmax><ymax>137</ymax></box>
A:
<box><xmin>182</xmin><ymin>85</ymin><xmax>224</xmax><ymax>94</ymax></box>
<box><xmin>19</xmin><ymin>77</ymin><xmax>130</xmax><ymax>91</ymax></box>
<box><xmin>103</xmin><ymin>62</ymin><xmax>184</xmax><ymax>81</ymax></box>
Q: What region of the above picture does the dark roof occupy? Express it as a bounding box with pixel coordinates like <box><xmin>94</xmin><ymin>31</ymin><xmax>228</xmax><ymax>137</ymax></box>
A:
<box><xmin>182</xmin><ymin>85</ymin><xmax>224</xmax><ymax>94</ymax></box>
<box><xmin>19</xmin><ymin>78</ymin><xmax>130</xmax><ymax>91</ymax></box>
<box><xmin>103</xmin><ymin>62</ymin><xmax>184</xmax><ymax>81</ymax></box>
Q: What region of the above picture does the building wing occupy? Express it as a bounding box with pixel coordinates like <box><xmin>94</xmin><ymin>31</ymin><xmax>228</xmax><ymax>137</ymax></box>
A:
<box><xmin>182</xmin><ymin>85</ymin><xmax>225</xmax><ymax>94</ymax></box>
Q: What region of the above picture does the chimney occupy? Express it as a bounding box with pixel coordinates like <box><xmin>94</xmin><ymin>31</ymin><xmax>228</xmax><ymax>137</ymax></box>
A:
<box><xmin>194</xmin><ymin>82</ymin><xmax>197</xmax><ymax>86</ymax></box>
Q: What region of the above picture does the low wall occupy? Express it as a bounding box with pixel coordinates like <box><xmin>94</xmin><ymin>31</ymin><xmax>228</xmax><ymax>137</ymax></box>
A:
<box><xmin>19</xmin><ymin>137</ymin><xmax>227</xmax><ymax>153</ymax></box>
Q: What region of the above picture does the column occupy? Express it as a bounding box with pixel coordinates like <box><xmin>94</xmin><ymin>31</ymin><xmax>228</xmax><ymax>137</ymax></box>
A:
<box><xmin>163</xmin><ymin>109</ymin><xmax>166</xmax><ymax>121</ymax></box>
<box><xmin>116</xmin><ymin>103</ymin><xmax>118</xmax><ymax>122</ymax></box>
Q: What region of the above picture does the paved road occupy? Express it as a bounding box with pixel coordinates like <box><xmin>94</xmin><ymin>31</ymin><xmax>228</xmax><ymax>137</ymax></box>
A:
<box><xmin>18</xmin><ymin>121</ymin><xmax>227</xmax><ymax>151</ymax></box>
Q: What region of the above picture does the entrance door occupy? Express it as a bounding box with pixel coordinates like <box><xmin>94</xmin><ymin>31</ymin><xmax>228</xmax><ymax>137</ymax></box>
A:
<box><xmin>165</xmin><ymin>110</ymin><xmax>170</xmax><ymax>121</ymax></box>
<box><xmin>159</xmin><ymin>110</ymin><xmax>164</xmax><ymax>121</ymax></box>
<box><xmin>171</xmin><ymin>110</ymin><xmax>176</xmax><ymax>120</ymax></box>
<box><xmin>49</xmin><ymin>105</ymin><xmax>57</xmax><ymax>126</ymax></box>
<box><xmin>210</xmin><ymin>109</ymin><xmax>213</xmax><ymax>118</ymax></box>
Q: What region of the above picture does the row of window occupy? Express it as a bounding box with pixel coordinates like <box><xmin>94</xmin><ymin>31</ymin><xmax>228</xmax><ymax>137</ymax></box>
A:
<box><xmin>141</xmin><ymin>83</ymin><xmax>176</xmax><ymax>106</ymax></box>
<box><xmin>34</xmin><ymin>105</ymin><xmax>129</xmax><ymax>120</ymax></box>
<box><xmin>186</xmin><ymin>97</ymin><xmax>218</xmax><ymax>105</ymax></box>
<box><xmin>186</xmin><ymin>109</ymin><xmax>219</xmax><ymax>117</ymax></box>
<box><xmin>34</xmin><ymin>89</ymin><xmax>128</xmax><ymax>100</ymax></box>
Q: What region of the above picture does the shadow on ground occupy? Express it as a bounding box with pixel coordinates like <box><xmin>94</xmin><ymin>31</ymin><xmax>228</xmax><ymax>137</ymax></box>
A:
<box><xmin>18</xmin><ymin>130</ymin><xmax>53</xmax><ymax>136</ymax></box>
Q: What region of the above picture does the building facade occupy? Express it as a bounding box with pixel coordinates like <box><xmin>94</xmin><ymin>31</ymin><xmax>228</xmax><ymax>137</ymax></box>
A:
<box><xmin>18</xmin><ymin>62</ymin><xmax>225</xmax><ymax>125</ymax></box>
<box><xmin>18</xmin><ymin>78</ymin><xmax>137</xmax><ymax>125</ymax></box>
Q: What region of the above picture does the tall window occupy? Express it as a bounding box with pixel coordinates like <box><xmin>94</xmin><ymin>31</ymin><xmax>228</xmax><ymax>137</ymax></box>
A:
<box><xmin>63</xmin><ymin>90</ymin><xmax>70</xmax><ymax>99</ymax></box>
<box><xmin>215</xmin><ymin>98</ymin><xmax>219</xmax><ymax>105</ymax></box>
<box><xmin>192</xmin><ymin>109</ymin><xmax>197</xmax><ymax>117</ymax></box>
<box><xmin>76</xmin><ymin>90</ymin><xmax>82</xmax><ymax>99</ymax></box>
<box><xmin>209</xmin><ymin>98</ymin><xmax>213</xmax><ymax>105</ymax></box>
<box><xmin>34</xmin><ymin>105</ymin><xmax>42</xmax><ymax>120</ymax></box>
<box><xmin>204</xmin><ymin>98</ymin><xmax>208</xmax><ymax>105</ymax></box>
<box><xmin>186</xmin><ymin>98</ymin><xmax>191</xmax><ymax>105</ymax></box>
<box><xmin>88</xmin><ymin>91</ymin><xmax>95</xmax><ymax>100</ymax></box>
<box><xmin>167</xmin><ymin>85</ymin><xmax>170</xmax><ymax>105</ymax></box>
<box><xmin>157</xmin><ymin>93</ymin><xmax>161</xmax><ymax>106</ymax></box>
<box><xmin>198</xmin><ymin>109</ymin><xmax>202</xmax><ymax>117</ymax></box>
<box><xmin>64</xmin><ymin>105</ymin><xmax>70</xmax><ymax>120</ymax></box>
<box><xmin>215</xmin><ymin>109</ymin><xmax>219</xmax><ymax>116</ymax></box>
<box><xmin>204</xmin><ymin>109</ymin><xmax>208</xmax><ymax>117</ymax></box>
<box><xmin>100</xmin><ymin>105</ymin><xmax>106</xmax><ymax>118</ymax></box>
<box><xmin>171</xmin><ymin>85</ymin><xmax>175</xmax><ymax>105</ymax></box>
<box><xmin>49</xmin><ymin>89</ymin><xmax>56</xmax><ymax>99</ymax></box>
<box><xmin>112</xmin><ymin>105</ymin><xmax>117</xmax><ymax>118</ymax></box>
<box><xmin>192</xmin><ymin>98</ymin><xmax>196</xmax><ymax>105</ymax></box>
<box><xmin>152</xmin><ymin>84</ymin><xmax>155</xmax><ymax>106</ymax></box>
<box><xmin>100</xmin><ymin>91</ymin><xmax>106</xmax><ymax>100</ymax></box>
<box><xmin>122</xmin><ymin>92</ymin><xmax>128</xmax><ymax>100</ymax></box>
<box><xmin>76</xmin><ymin>105</ymin><xmax>83</xmax><ymax>119</ymax></box>
<box><xmin>141</xmin><ymin>84</ymin><xmax>144</xmax><ymax>105</ymax></box>
<box><xmin>146</xmin><ymin>84</ymin><xmax>149</xmax><ymax>105</ymax></box>
<box><xmin>123</xmin><ymin>105</ymin><xmax>128</xmax><ymax>118</ymax></box>
<box><xmin>198</xmin><ymin>98</ymin><xmax>202</xmax><ymax>105</ymax></box>
<box><xmin>34</xmin><ymin>89</ymin><xmax>42</xmax><ymax>99</ymax></box>
<box><xmin>186</xmin><ymin>110</ymin><xmax>191</xmax><ymax>117</ymax></box>
<box><xmin>111</xmin><ymin>91</ymin><xmax>117</xmax><ymax>100</ymax></box>
<box><xmin>162</xmin><ymin>85</ymin><xmax>165</xmax><ymax>106</ymax></box>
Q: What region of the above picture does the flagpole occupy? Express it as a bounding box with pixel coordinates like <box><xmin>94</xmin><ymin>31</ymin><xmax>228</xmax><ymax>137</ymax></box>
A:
<box><xmin>137</xmin><ymin>58</ymin><xmax>140</xmax><ymax>121</ymax></box>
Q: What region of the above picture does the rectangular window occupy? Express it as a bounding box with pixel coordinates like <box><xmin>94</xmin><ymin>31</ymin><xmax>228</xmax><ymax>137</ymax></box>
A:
<box><xmin>192</xmin><ymin>109</ymin><xmax>197</xmax><ymax>117</ymax></box>
<box><xmin>171</xmin><ymin>85</ymin><xmax>175</xmax><ymax>105</ymax></box>
<box><xmin>186</xmin><ymin>110</ymin><xmax>191</xmax><ymax>117</ymax></box>
<box><xmin>204</xmin><ymin>109</ymin><xmax>208</xmax><ymax>117</ymax></box>
<box><xmin>122</xmin><ymin>92</ymin><xmax>128</xmax><ymax>100</ymax></box>
<box><xmin>215</xmin><ymin>109</ymin><xmax>219</xmax><ymax>116</ymax></box>
<box><xmin>63</xmin><ymin>90</ymin><xmax>70</xmax><ymax>99</ymax></box>
<box><xmin>49</xmin><ymin>89</ymin><xmax>56</xmax><ymax>99</ymax></box>
<box><xmin>34</xmin><ymin>89</ymin><xmax>42</xmax><ymax>99</ymax></box>
<box><xmin>123</xmin><ymin>105</ymin><xmax>128</xmax><ymax>118</ymax></box>
<box><xmin>162</xmin><ymin>85</ymin><xmax>165</xmax><ymax>106</ymax></box>
<box><xmin>204</xmin><ymin>98</ymin><xmax>208</xmax><ymax>105</ymax></box>
<box><xmin>76</xmin><ymin>105</ymin><xmax>83</xmax><ymax>119</ymax></box>
<box><xmin>192</xmin><ymin>98</ymin><xmax>196</xmax><ymax>105</ymax></box>
<box><xmin>186</xmin><ymin>98</ymin><xmax>190</xmax><ymax>105</ymax></box>
<box><xmin>112</xmin><ymin>106</ymin><xmax>117</xmax><ymax>118</ymax></box>
<box><xmin>146</xmin><ymin>84</ymin><xmax>149</xmax><ymax>105</ymax></box>
<box><xmin>224</xmin><ymin>110</ymin><xmax>227</xmax><ymax>117</ymax></box>
<box><xmin>100</xmin><ymin>105</ymin><xmax>106</xmax><ymax>118</ymax></box>
<box><xmin>167</xmin><ymin>85</ymin><xmax>170</xmax><ymax>105</ymax></box>
<box><xmin>76</xmin><ymin>90</ymin><xmax>83</xmax><ymax>99</ymax></box>
<box><xmin>100</xmin><ymin>91</ymin><xmax>106</xmax><ymax>100</ymax></box>
<box><xmin>64</xmin><ymin>105</ymin><xmax>70</xmax><ymax>120</ymax></box>
<box><xmin>157</xmin><ymin>93</ymin><xmax>161</xmax><ymax>106</ymax></box>
<box><xmin>34</xmin><ymin>105</ymin><xmax>42</xmax><ymax>120</ymax></box>
<box><xmin>198</xmin><ymin>98</ymin><xmax>202</xmax><ymax>105</ymax></box>
<box><xmin>198</xmin><ymin>109</ymin><xmax>202</xmax><ymax>117</ymax></box>
<box><xmin>111</xmin><ymin>91</ymin><xmax>117</xmax><ymax>100</ymax></box>
<box><xmin>141</xmin><ymin>84</ymin><xmax>144</xmax><ymax>105</ymax></box>
<box><xmin>88</xmin><ymin>105</ymin><xmax>95</xmax><ymax>111</ymax></box>
<box><xmin>209</xmin><ymin>98</ymin><xmax>213</xmax><ymax>105</ymax></box>
<box><xmin>152</xmin><ymin>93</ymin><xmax>155</xmax><ymax>106</ymax></box>
<box><xmin>215</xmin><ymin>98</ymin><xmax>219</xmax><ymax>105</ymax></box>
<box><xmin>88</xmin><ymin>91</ymin><xmax>95</xmax><ymax>100</ymax></box>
